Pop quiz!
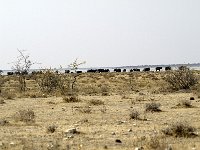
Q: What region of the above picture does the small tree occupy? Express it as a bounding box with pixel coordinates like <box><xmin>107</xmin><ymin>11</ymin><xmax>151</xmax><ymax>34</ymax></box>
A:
<box><xmin>68</xmin><ymin>58</ymin><xmax>86</xmax><ymax>94</ymax></box>
<box><xmin>11</xmin><ymin>49</ymin><xmax>36</xmax><ymax>92</ymax></box>
<box><xmin>164</xmin><ymin>67</ymin><xmax>198</xmax><ymax>90</ymax></box>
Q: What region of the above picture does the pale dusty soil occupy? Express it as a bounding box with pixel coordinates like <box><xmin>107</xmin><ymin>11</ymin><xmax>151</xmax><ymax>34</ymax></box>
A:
<box><xmin>0</xmin><ymin>93</ymin><xmax>200</xmax><ymax>150</ymax></box>
<box><xmin>0</xmin><ymin>72</ymin><xmax>200</xmax><ymax>150</ymax></box>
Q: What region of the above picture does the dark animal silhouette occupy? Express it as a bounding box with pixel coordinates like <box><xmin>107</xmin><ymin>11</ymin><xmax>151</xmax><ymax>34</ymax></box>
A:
<box><xmin>165</xmin><ymin>66</ymin><xmax>171</xmax><ymax>71</ymax></box>
<box><xmin>114</xmin><ymin>69</ymin><xmax>121</xmax><ymax>72</ymax></box>
<box><xmin>76</xmin><ymin>71</ymin><xmax>82</xmax><ymax>73</ymax></box>
<box><xmin>143</xmin><ymin>68</ymin><xmax>150</xmax><ymax>71</ymax></box>
<box><xmin>156</xmin><ymin>67</ymin><xmax>162</xmax><ymax>71</ymax></box>
<box><xmin>7</xmin><ymin>72</ymin><xmax>14</xmax><ymax>75</ymax></box>
<box><xmin>65</xmin><ymin>70</ymin><xmax>70</xmax><ymax>73</ymax></box>
<box><xmin>133</xmin><ymin>68</ymin><xmax>140</xmax><ymax>72</ymax></box>
<box><xmin>87</xmin><ymin>69</ymin><xmax>97</xmax><ymax>73</ymax></box>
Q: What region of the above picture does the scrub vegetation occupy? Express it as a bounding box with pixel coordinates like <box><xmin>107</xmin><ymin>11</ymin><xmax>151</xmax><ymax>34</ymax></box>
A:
<box><xmin>0</xmin><ymin>62</ymin><xmax>200</xmax><ymax>149</ymax></box>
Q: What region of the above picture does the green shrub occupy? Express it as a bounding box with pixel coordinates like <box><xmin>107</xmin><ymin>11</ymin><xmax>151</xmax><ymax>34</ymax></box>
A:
<box><xmin>164</xmin><ymin>68</ymin><xmax>198</xmax><ymax>90</ymax></box>
<box><xmin>37</xmin><ymin>70</ymin><xmax>61</xmax><ymax>94</ymax></box>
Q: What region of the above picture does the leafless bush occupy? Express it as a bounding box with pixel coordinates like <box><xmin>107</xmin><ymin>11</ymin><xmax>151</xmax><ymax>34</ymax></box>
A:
<box><xmin>0</xmin><ymin>98</ymin><xmax>5</xmax><ymax>104</ymax></box>
<box><xmin>145</xmin><ymin>102</ymin><xmax>161</xmax><ymax>112</ymax></box>
<box><xmin>14</xmin><ymin>109</ymin><xmax>35</xmax><ymax>123</ymax></box>
<box><xmin>101</xmin><ymin>85</ymin><xmax>109</xmax><ymax>96</ymax></box>
<box><xmin>177</xmin><ymin>99</ymin><xmax>193</xmax><ymax>108</ymax></box>
<box><xmin>164</xmin><ymin>68</ymin><xmax>198</xmax><ymax>90</ymax></box>
<box><xmin>1</xmin><ymin>90</ymin><xmax>16</xmax><ymax>100</ymax></box>
<box><xmin>146</xmin><ymin>135</ymin><xmax>167</xmax><ymax>150</ymax></box>
<box><xmin>129</xmin><ymin>109</ymin><xmax>140</xmax><ymax>120</ymax></box>
<box><xmin>47</xmin><ymin>124</ymin><xmax>57</xmax><ymax>133</ymax></box>
<box><xmin>162</xmin><ymin>122</ymin><xmax>197</xmax><ymax>137</ymax></box>
<box><xmin>88</xmin><ymin>99</ymin><xmax>104</xmax><ymax>105</ymax></box>
<box><xmin>11</xmin><ymin>49</ymin><xmax>38</xmax><ymax>92</ymax></box>
<box><xmin>100</xmin><ymin>105</ymin><xmax>107</xmax><ymax>113</ymax></box>
<box><xmin>78</xmin><ymin>106</ymin><xmax>92</xmax><ymax>113</ymax></box>
<box><xmin>0</xmin><ymin>118</ymin><xmax>9</xmax><ymax>126</ymax></box>
<box><xmin>62</xmin><ymin>96</ymin><xmax>80</xmax><ymax>103</ymax></box>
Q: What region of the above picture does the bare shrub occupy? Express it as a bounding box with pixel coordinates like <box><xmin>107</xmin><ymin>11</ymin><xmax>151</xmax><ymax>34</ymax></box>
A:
<box><xmin>0</xmin><ymin>98</ymin><xmax>5</xmax><ymax>104</ymax></box>
<box><xmin>0</xmin><ymin>118</ymin><xmax>9</xmax><ymax>126</ymax></box>
<box><xmin>14</xmin><ymin>109</ymin><xmax>35</xmax><ymax>123</ymax></box>
<box><xmin>129</xmin><ymin>109</ymin><xmax>140</xmax><ymax>120</ymax></box>
<box><xmin>162</xmin><ymin>122</ymin><xmax>197</xmax><ymax>137</ymax></box>
<box><xmin>164</xmin><ymin>68</ymin><xmax>198</xmax><ymax>90</ymax></box>
<box><xmin>82</xmin><ymin>84</ymin><xmax>99</xmax><ymax>95</ymax></box>
<box><xmin>10</xmin><ymin>49</ymin><xmax>38</xmax><ymax>92</ymax></box>
<box><xmin>47</xmin><ymin>140</ymin><xmax>61</xmax><ymax>150</ymax></box>
<box><xmin>1</xmin><ymin>91</ymin><xmax>16</xmax><ymax>100</ymax></box>
<box><xmin>146</xmin><ymin>135</ymin><xmax>167</xmax><ymax>150</ymax></box>
<box><xmin>78</xmin><ymin>106</ymin><xmax>92</xmax><ymax>113</ymax></box>
<box><xmin>28</xmin><ymin>92</ymin><xmax>47</xmax><ymax>98</ymax></box>
<box><xmin>101</xmin><ymin>85</ymin><xmax>109</xmax><ymax>96</ymax></box>
<box><xmin>88</xmin><ymin>99</ymin><xmax>104</xmax><ymax>105</ymax></box>
<box><xmin>100</xmin><ymin>105</ymin><xmax>107</xmax><ymax>113</ymax></box>
<box><xmin>62</xmin><ymin>96</ymin><xmax>80</xmax><ymax>103</ymax></box>
<box><xmin>135</xmin><ymin>95</ymin><xmax>145</xmax><ymax>102</ymax></box>
<box><xmin>177</xmin><ymin>99</ymin><xmax>193</xmax><ymax>108</ymax></box>
<box><xmin>145</xmin><ymin>102</ymin><xmax>161</xmax><ymax>112</ymax></box>
<box><xmin>47</xmin><ymin>124</ymin><xmax>57</xmax><ymax>133</ymax></box>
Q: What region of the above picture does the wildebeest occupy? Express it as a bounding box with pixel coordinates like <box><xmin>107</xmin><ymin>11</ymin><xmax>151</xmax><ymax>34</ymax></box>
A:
<box><xmin>97</xmin><ymin>69</ymin><xmax>106</xmax><ymax>73</ymax></box>
<box><xmin>7</xmin><ymin>72</ymin><xmax>14</xmax><ymax>75</ymax></box>
<box><xmin>65</xmin><ymin>70</ymin><xmax>70</xmax><ymax>73</ymax></box>
<box><xmin>76</xmin><ymin>71</ymin><xmax>82</xmax><ymax>73</ymax></box>
<box><xmin>133</xmin><ymin>68</ymin><xmax>140</xmax><ymax>72</ymax></box>
<box><xmin>15</xmin><ymin>71</ymin><xmax>28</xmax><ymax>75</ymax></box>
<box><xmin>178</xmin><ymin>66</ymin><xmax>188</xmax><ymax>71</ymax></box>
<box><xmin>114</xmin><ymin>68</ymin><xmax>121</xmax><ymax>72</ymax></box>
<box><xmin>96</xmin><ymin>69</ymin><xmax>110</xmax><ymax>73</ymax></box>
<box><xmin>31</xmin><ymin>71</ymin><xmax>43</xmax><ymax>75</ymax></box>
<box><xmin>123</xmin><ymin>69</ymin><xmax>126</xmax><ymax>72</ymax></box>
<box><xmin>87</xmin><ymin>69</ymin><xmax>97</xmax><ymax>73</ymax></box>
<box><xmin>156</xmin><ymin>67</ymin><xmax>162</xmax><ymax>71</ymax></box>
<box><xmin>130</xmin><ymin>68</ymin><xmax>140</xmax><ymax>72</ymax></box>
<box><xmin>165</xmin><ymin>66</ymin><xmax>171</xmax><ymax>71</ymax></box>
<box><xmin>143</xmin><ymin>68</ymin><xmax>150</xmax><ymax>71</ymax></box>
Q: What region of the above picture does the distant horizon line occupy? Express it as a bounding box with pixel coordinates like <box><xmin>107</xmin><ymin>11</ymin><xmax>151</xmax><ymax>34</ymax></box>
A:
<box><xmin>1</xmin><ymin>62</ymin><xmax>200</xmax><ymax>71</ymax></box>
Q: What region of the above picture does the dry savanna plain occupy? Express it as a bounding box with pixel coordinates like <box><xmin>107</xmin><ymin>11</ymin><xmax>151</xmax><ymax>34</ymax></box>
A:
<box><xmin>0</xmin><ymin>70</ymin><xmax>200</xmax><ymax>150</ymax></box>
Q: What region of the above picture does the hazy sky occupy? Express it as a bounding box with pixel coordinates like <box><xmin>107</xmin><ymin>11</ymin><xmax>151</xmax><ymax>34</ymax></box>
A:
<box><xmin>0</xmin><ymin>0</ymin><xmax>200</xmax><ymax>70</ymax></box>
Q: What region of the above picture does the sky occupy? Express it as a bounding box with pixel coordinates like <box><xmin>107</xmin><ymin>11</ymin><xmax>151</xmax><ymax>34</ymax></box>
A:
<box><xmin>0</xmin><ymin>0</ymin><xmax>200</xmax><ymax>70</ymax></box>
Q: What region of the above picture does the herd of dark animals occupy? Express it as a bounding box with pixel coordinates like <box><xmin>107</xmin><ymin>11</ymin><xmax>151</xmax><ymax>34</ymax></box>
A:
<box><xmin>2</xmin><ymin>66</ymin><xmax>173</xmax><ymax>76</ymax></box>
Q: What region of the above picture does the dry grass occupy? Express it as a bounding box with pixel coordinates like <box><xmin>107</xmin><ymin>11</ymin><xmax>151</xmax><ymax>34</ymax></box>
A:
<box><xmin>0</xmin><ymin>72</ymin><xmax>200</xmax><ymax>149</ymax></box>
<box><xmin>88</xmin><ymin>99</ymin><xmax>105</xmax><ymax>105</ymax></box>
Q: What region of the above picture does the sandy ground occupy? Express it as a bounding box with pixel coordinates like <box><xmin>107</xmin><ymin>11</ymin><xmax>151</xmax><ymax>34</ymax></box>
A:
<box><xmin>0</xmin><ymin>72</ymin><xmax>200</xmax><ymax>150</ymax></box>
